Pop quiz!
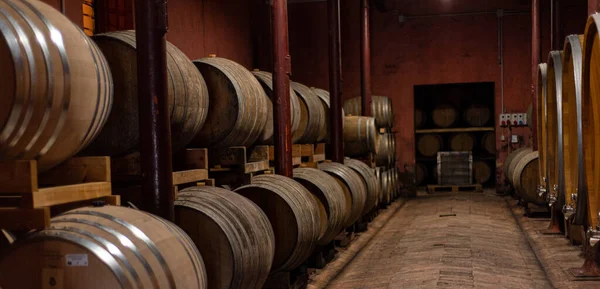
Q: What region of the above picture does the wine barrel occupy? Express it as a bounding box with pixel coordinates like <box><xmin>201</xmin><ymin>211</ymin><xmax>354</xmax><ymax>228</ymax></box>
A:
<box><xmin>380</xmin><ymin>169</ymin><xmax>391</xmax><ymax>204</ymax></box>
<box><xmin>509</xmin><ymin>151</ymin><xmax>544</xmax><ymax>205</ymax></box>
<box><xmin>582</xmin><ymin>15</ymin><xmax>600</xmax><ymax>230</ymax></box>
<box><xmin>503</xmin><ymin>147</ymin><xmax>530</xmax><ymax>182</ymax></box>
<box><xmin>293</xmin><ymin>168</ymin><xmax>348</xmax><ymax>245</ymax></box>
<box><xmin>0</xmin><ymin>0</ymin><xmax>113</xmax><ymax>171</ymax></box>
<box><xmin>473</xmin><ymin>160</ymin><xmax>491</xmax><ymax>184</ymax></box>
<box><xmin>481</xmin><ymin>132</ymin><xmax>496</xmax><ymax>155</ymax></box>
<box><xmin>415</xmin><ymin>108</ymin><xmax>426</xmax><ymax>129</ymax></box>
<box><xmin>449</xmin><ymin>133</ymin><xmax>475</xmax><ymax>152</ymax></box>
<box><xmin>343</xmin><ymin>96</ymin><xmax>394</xmax><ymax>128</ymax></box>
<box><xmin>376</xmin><ymin>133</ymin><xmax>395</xmax><ymax>166</ymax></box>
<box><xmin>311</xmin><ymin>87</ymin><xmax>332</xmax><ymax>143</ymax></box>
<box><xmin>252</xmin><ymin>71</ymin><xmax>302</xmax><ymax>144</ymax></box>
<box><xmin>547</xmin><ymin>50</ymin><xmax>565</xmax><ymax>208</ymax></box>
<box><xmin>175</xmin><ymin>186</ymin><xmax>274</xmax><ymax>289</ymax></box>
<box><xmin>193</xmin><ymin>56</ymin><xmax>267</xmax><ymax>147</ymax></box>
<box><xmin>85</xmin><ymin>30</ymin><xmax>206</xmax><ymax>156</ymax></box>
<box><xmin>463</xmin><ymin>104</ymin><xmax>491</xmax><ymax>127</ymax></box>
<box><xmin>432</xmin><ymin>104</ymin><xmax>457</xmax><ymax>128</ymax></box>
<box><xmin>0</xmin><ymin>206</ymin><xmax>207</xmax><ymax>288</ymax></box>
<box><xmin>417</xmin><ymin>134</ymin><xmax>442</xmax><ymax>157</ymax></box>
<box><xmin>235</xmin><ymin>174</ymin><xmax>321</xmax><ymax>272</ymax></box>
<box><xmin>343</xmin><ymin>116</ymin><xmax>378</xmax><ymax>156</ymax></box>
<box><xmin>415</xmin><ymin>163</ymin><xmax>428</xmax><ymax>186</ymax></box>
<box><xmin>537</xmin><ymin>63</ymin><xmax>549</xmax><ymax>192</ymax></box>
<box><xmin>318</xmin><ymin>162</ymin><xmax>367</xmax><ymax>227</ymax></box>
<box><xmin>506</xmin><ymin>148</ymin><xmax>533</xmax><ymax>184</ymax></box>
<box><xmin>345</xmin><ymin>158</ymin><xmax>379</xmax><ymax>214</ymax></box>
<box><xmin>291</xmin><ymin>82</ymin><xmax>325</xmax><ymax>144</ymax></box>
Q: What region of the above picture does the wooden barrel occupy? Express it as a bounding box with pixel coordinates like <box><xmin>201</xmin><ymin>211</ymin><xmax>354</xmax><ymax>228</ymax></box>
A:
<box><xmin>235</xmin><ymin>174</ymin><xmax>321</xmax><ymax>272</ymax></box>
<box><xmin>85</xmin><ymin>30</ymin><xmax>206</xmax><ymax>156</ymax></box>
<box><xmin>291</xmin><ymin>82</ymin><xmax>325</xmax><ymax>144</ymax></box>
<box><xmin>415</xmin><ymin>108</ymin><xmax>426</xmax><ymax>129</ymax></box>
<box><xmin>473</xmin><ymin>160</ymin><xmax>491</xmax><ymax>184</ymax></box>
<box><xmin>192</xmin><ymin>56</ymin><xmax>267</xmax><ymax>147</ymax></box>
<box><xmin>547</xmin><ymin>50</ymin><xmax>565</xmax><ymax>208</ymax></box>
<box><xmin>0</xmin><ymin>0</ymin><xmax>113</xmax><ymax>171</ymax></box>
<box><xmin>537</xmin><ymin>63</ymin><xmax>549</xmax><ymax>191</ymax></box>
<box><xmin>417</xmin><ymin>134</ymin><xmax>442</xmax><ymax>157</ymax></box>
<box><xmin>380</xmin><ymin>169</ymin><xmax>391</xmax><ymax>204</ymax></box>
<box><xmin>376</xmin><ymin>133</ymin><xmax>395</xmax><ymax>166</ymax></box>
<box><xmin>252</xmin><ymin>71</ymin><xmax>302</xmax><ymax>144</ymax></box>
<box><xmin>311</xmin><ymin>87</ymin><xmax>332</xmax><ymax>143</ymax></box>
<box><xmin>415</xmin><ymin>163</ymin><xmax>428</xmax><ymax>186</ymax></box>
<box><xmin>343</xmin><ymin>95</ymin><xmax>394</xmax><ymax>128</ymax></box>
<box><xmin>463</xmin><ymin>104</ymin><xmax>491</xmax><ymax>127</ymax></box>
<box><xmin>0</xmin><ymin>206</ymin><xmax>207</xmax><ymax>288</ymax></box>
<box><xmin>449</xmin><ymin>133</ymin><xmax>475</xmax><ymax>151</ymax></box>
<box><xmin>561</xmin><ymin>35</ymin><xmax>587</xmax><ymax>224</ymax></box>
<box><xmin>318</xmin><ymin>162</ymin><xmax>367</xmax><ymax>227</ymax></box>
<box><xmin>506</xmin><ymin>148</ymin><xmax>533</xmax><ymax>184</ymax></box>
<box><xmin>175</xmin><ymin>186</ymin><xmax>274</xmax><ymax>289</ymax></box>
<box><xmin>293</xmin><ymin>168</ymin><xmax>348</xmax><ymax>245</ymax></box>
<box><xmin>345</xmin><ymin>158</ymin><xmax>379</xmax><ymax>214</ymax></box>
<box><xmin>432</xmin><ymin>104</ymin><xmax>457</xmax><ymax>128</ymax></box>
<box><xmin>481</xmin><ymin>132</ymin><xmax>496</xmax><ymax>155</ymax></box>
<box><xmin>510</xmin><ymin>151</ymin><xmax>544</xmax><ymax>206</ymax></box>
<box><xmin>343</xmin><ymin>116</ymin><xmax>378</xmax><ymax>156</ymax></box>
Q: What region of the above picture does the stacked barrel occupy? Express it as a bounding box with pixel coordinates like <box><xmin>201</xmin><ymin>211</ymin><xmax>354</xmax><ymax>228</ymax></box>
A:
<box><xmin>0</xmin><ymin>1</ymin><xmax>405</xmax><ymax>288</ymax></box>
<box><xmin>343</xmin><ymin>95</ymin><xmax>401</xmax><ymax>205</ymax></box>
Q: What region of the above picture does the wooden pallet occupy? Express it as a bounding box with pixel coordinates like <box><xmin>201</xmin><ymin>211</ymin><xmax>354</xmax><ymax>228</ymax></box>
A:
<box><xmin>0</xmin><ymin>157</ymin><xmax>118</xmax><ymax>231</ymax></box>
<box><xmin>268</xmin><ymin>143</ymin><xmax>327</xmax><ymax>168</ymax></box>
<box><xmin>209</xmin><ymin>146</ymin><xmax>270</xmax><ymax>187</ymax></box>
<box><xmin>426</xmin><ymin>184</ymin><xmax>483</xmax><ymax>193</ymax></box>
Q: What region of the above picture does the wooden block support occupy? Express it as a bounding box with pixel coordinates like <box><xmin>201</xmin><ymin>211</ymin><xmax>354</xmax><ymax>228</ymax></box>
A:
<box><xmin>0</xmin><ymin>207</ymin><xmax>50</xmax><ymax>230</ymax></box>
<box><xmin>185</xmin><ymin>148</ymin><xmax>208</xmax><ymax>170</ymax></box>
<box><xmin>172</xmin><ymin>169</ymin><xmax>209</xmax><ymax>186</ymax></box>
<box><xmin>0</xmin><ymin>160</ymin><xmax>38</xmax><ymax>194</ymax></box>
<box><xmin>39</xmin><ymin>157</ymin><xmax>111</xmax><ymax>185</ymax></box>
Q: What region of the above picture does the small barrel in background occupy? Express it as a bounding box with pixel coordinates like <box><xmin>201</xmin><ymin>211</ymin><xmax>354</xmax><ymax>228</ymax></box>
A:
<box><xmin>343</xmin><ymin>95</ymin><xmax>394</xmax><ymax>128</ymax></box>
<box><xmin>86</xmin><ymin>30</ymin><xmax>208</xmax><ymax>156</ymax></box>
<box><xmin>417</xmin><ymin>134</ymin><xmax>442</xmax><ymax>157</ymax></box>
<box><xmin>505</xmin><ymin>148</ymin><xmax>533</xmax><ymax>184</ymax></box>
<box><xmin>463</xmin><ymin>104</ymin><xmax>491</xmax><ymax>127</ymax></box>
<box><xmin>0</xmin><ymin>0</ymin><xmax>113</xmax><ymax>171</ymax></box>
<box><xmin>235</xmin><ymin>174</ymin><xmax>321</xmax><ymax>272</ymax></box>
<box><xmin>175</xmin><ymin>186</ymin><xmax>274</xmax><ymax>289</ymax></box>
<box><xmin>449</xmin><ymin>133</ymin><xmax>475</xmax><ymax>152</ymax></box>
<box><xmin>292</xmin><ymin>82</ymin><xmax>326</xmax><ymax>144</ymax></box>
<box><xmin>415</xmin><ymin>108</ymin><xmax>426</xmax><ymax>129</ymax></box>
<box><xmin>253</xmin><ymin>71</ymin><xmax>302</xmax><ymax>144</ymax></box>
<box><xmin>345</xmin><ymin>158</ymin><xmax>379</xmax><ymax>214</ymax></box>
<box><xmin>509</xmin><ymin>151</ymin><xmax>544</xmax><ymax>206</ymax></box>
<box><xmin>473</xmin><ymin>160</ymin><xmax>492</xmax><ymax>185</ymax></box>
<box><xmin>318</xmin><ymin>162</ymin><xmax>367</xmax><ymax>227</ymax></box>
<box><xmin>415</xmin><ymin>163</ymin><xmax>428</xmax><ymax>186</ymax></box>
<box><xmin>431</xmin><ymin>104</ymin><xmax>457</xmax><ymax>128</ymax></box>
<box><xmin>311</xmin><ymin>87</ymin><xmax>334</xmax><ymax>143</ymax></box>
<box><xmin>344</xmin><ymin>116</ymin><xmax>378</xmax><ymax>156</ymax></box>
<box><xmin>192</xmin><ymin>56</ymin><xmax>268</xmax><ymax>147</ymax></box>
<box><xmin>481</xmin><ymin>132</ymin><xmax>496</xmax><ymax>155</ymax></box>
<box><xmin>293</xmin><ymin>168</ymin><xmax>348</xmax><ymax>246</ymax></box>
<box><xmin>376</xmin><ymin>133</ymin><xmax>396</xmax><ymax>166</ymax></box>
<box><xmin>0</xmin><ymin>206</ymin><xmax>208</xmax><ymax>289</ymax></box>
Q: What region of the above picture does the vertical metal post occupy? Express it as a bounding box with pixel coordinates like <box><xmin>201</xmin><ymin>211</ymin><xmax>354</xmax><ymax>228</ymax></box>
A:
<box><xmin>360</xmin><ymin>0</ymin><xmax>372</xmax><ymax>117</ymax></box>
<box><xmin>271</xmin><ymin>0</ymin><xmax>293</xmax><ymax>177</ymax></box>
<box><xmin>531</xmin><ymin>0</ymin><xmax>540</xmax><ymax>150</ymax></box>
<box><xmin>328</xmin><ymin>0</ymin><xmax>343</xmax><ymax>163</ymax></box>
<box><xmin>134</xmin><ymin>0</ymin><xmax>174</xmax><ymax>220</ymax></box>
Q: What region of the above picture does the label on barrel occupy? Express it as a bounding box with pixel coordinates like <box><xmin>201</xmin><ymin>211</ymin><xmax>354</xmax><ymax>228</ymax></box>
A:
<box><xmin>65</xmin><ymin>254</ymin><xmax>88</xmax><ymax>267</ymax></box>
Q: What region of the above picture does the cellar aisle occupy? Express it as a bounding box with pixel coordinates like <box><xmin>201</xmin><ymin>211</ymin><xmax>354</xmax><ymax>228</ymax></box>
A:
<box><xmin>325</xmin><ymin>191</ymin><xmax>553</xmax><ymax>289</ymax></box>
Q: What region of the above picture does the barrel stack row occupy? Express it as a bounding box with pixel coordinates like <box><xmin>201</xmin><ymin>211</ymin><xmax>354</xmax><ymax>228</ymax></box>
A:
<box><xmin>416</xmin><ymin>103</ymin><xmax>492</xmax><ymax>129</ymax></box>
<box><xmin>506</xmin><ymin>15</ymin><xmax>600</xmax><ymax>250</ymax></box>
<box><xmin>0</xmin><ymin>1</ymin><xmax>401</xmax><ymax>288</ymax></box>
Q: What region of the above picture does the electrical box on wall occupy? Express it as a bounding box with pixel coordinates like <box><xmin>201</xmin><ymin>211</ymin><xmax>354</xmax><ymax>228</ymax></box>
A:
<box><xmin>499</xmin><ymin>114</ymin><xmax>509</xmax><ymax>127</ymax></box>
<box><xmin>510</xmin><ymin>114</ymin><xmax>519</xmax><ymax>126</ymax></box>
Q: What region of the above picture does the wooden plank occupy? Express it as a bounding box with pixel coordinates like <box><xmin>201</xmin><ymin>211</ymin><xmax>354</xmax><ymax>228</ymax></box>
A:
<box><xmin>249</xmin><ymin>145</ymin><xmax>269</xmax><ymax>162</ymax></box>
<box><xmin>245</xmin><ymin>160</ymin><xmax>270</xmax><ymax>174</ymax></box>
<box><xmin>300</xmin><ymin>144</ymin><xmax>314</xmax><ymax>157</ymax></box>
<box><xmin>213</xmin><ymin>146</ymin><xmax>246</xmax><ymax>167</ymax></box>
<box><xmin>292</xmin><ymin>144</ymin><xmax>302</xmax><ymax>158</ymax></box>
<box><xmin>0</xmin><ymin>207</ymin><xmax>50</xmax><ymax>230</ymax></box>
<box><xmin>312</xmin><ymin>154</ymin><xmax>326</xmax><ymax>163</ymax></box>
<box><xmin>172</xmin><ymin>169</ymin><xmax>209</xmax><ymax>186</ymax></box>
<box><xmin>314</xmin><ymin>143</ymin><xmax>326</xmax><ymax>155</ymax></box>
<box><xmin>205</xmin><ymin>179</ymin><xmax>215</xmax><ymax>187</ymax></box>
<box><xmin>0</xmin><ymin>160</ymin><xmax>37</xmax><ymax>194</ymax></box>
<box><xmin>40</xmin><ymin>157</ymin><xmax>111</xmax><ymax>186</ymax></box>
<box><xmin>33</xmin><ymin>182</ymin><xmax>112</xmax><ymax>208</ymax></box>
<box><xmin>415</xmin><ymin>127</ymin><xmax>495</xmax><ymax>134</ymax></box>
<box><xmin>268</xmin><ymin>146</ymin><xmax>275</xmax><ymax>161</ymax></box>
<box><xmin>185</xmin><ymin>148</ymin><xmax>208</xmax><ymax>170</ymax></box>
<box><xmin>292</xmin><ymin>157</ymin><xmax>302</xmax><ymax>166</ymax></box>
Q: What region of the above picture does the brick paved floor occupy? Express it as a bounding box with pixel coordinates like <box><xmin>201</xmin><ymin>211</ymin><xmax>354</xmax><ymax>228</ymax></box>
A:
<box><xmin>326</xmin><ymin>191</ymin><xmax>552</xmax><ymax>289</ymax></box>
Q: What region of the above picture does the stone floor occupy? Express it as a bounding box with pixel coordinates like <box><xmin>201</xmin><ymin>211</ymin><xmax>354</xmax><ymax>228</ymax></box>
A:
<box><xmin>326</xmin><ymin>191</ymin><xmax>553</xmax><ymax>289</ymax></box>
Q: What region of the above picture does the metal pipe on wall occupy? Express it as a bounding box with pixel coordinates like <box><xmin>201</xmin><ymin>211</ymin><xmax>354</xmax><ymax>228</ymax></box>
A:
<box><xmin>271</xmin><ymin>0</ymin><xmax>294</xmax><ymax>177</ymax></box>
<box><xmin>328</xmin><ymin>0</ymin><xmax>343</xmax><ymax>163</ymax></box>
<box><xmin>360</xmin><ymin>0</ymin><xmax>372</xmax><ymax>117</ymax></box>
<box><xmin>134</xmin><ymin>0</ymin><xmax>174</xmax><ymax>220</ymax></box>
<box><xmin>531</xmin><ymin>0</ymin><xmax>540</xmax><ymax>151</ymax></box>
